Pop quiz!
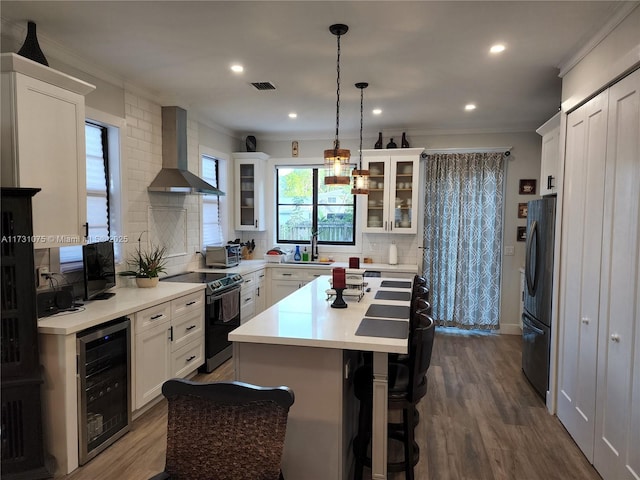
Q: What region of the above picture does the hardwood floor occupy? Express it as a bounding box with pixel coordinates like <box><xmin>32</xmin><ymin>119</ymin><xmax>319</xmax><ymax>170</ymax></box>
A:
<box><xmin>63</xmin><ymin>331</ymin><xmax>601</xmax><ymax>480</ymax></box>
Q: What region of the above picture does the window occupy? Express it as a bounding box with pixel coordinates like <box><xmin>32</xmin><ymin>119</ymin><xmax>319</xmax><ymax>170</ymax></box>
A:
<box><xmin>202</xmin><ymin>154</ymin><xmax>223</xmax><ymax>246</ymax></box>
<box><xmin>276</xmin><ymin>167</ymin><xmax>355</xmax><ymax>245</ymax></box>
<box><xmin>60</xmin><ymin>115</ymin><xmax>123</xmax><ymax>268</ymax></box>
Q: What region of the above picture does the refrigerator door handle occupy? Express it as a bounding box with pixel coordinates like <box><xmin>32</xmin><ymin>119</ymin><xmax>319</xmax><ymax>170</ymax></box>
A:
<box><xmin>522</xmin><ymin>312</ymin><xmax>544</xmax><ymax>335</ymax></box>
<box><xmin>525</xmin><ymin>220</ymin><xmax>538</xmax><ymax>296</ymax></box>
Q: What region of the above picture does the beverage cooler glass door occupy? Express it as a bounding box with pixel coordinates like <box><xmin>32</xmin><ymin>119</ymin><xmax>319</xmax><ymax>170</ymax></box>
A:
<box><xmin>76</xmin><ymin>317</ymin><xmax>131</xmax><ymax>465</ymax></box>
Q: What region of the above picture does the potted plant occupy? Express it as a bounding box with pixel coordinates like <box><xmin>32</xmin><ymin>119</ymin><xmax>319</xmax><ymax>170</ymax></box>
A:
<box><xmin>120</xmin><ymin>244</ymin><xmax>167</xmax><ymax>288</ymax></box>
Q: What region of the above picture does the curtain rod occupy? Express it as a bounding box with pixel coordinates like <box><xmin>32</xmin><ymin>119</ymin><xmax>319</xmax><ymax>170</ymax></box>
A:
<box><xmin>422</xmin><ymin>146</ymin><xmax>512</xmax><ymax>155</ymax></box>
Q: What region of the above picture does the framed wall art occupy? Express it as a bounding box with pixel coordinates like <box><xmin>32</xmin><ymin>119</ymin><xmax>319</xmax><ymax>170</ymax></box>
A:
<box><xmin>517</xmin><ymin>226</ymin><xmax>527</xmax><ymax>242</ymax></box>
<box><xmin>519</xmin><ymin>179</ymin><xmax>537</xmax><ymax>195</ymax></box>
<box><xmin>518</xmin><ymin>203</ymin><xmax>528</xmax><ymax>218</ymax></box>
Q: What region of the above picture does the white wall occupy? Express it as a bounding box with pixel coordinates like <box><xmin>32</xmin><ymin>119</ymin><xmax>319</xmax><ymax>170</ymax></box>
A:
<box><xmin>257</xmin><ymin>131</ymin><xmax>542</xmax><ymax>332</ymax></box>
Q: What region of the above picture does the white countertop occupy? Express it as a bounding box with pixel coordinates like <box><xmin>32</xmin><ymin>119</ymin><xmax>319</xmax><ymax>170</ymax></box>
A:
<box><xmin>229</xmin><ymin>276</ymin><xmax>411</xmax><ymax>354</ymax></box>
<box><xmin>196</xmin><ymin>260</ymin><xmax>418</xmax><ymax>275</ymax></box>
<box><xmin>37</xmin><ymin>283</ymin><xmax>206</xmax><ymax>335</ymax></box>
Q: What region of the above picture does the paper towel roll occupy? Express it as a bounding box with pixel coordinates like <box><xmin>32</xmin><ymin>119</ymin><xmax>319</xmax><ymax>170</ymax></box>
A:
<box><xmin>389</xmin><ymin>242</ymin><xmax>398</xmax><ymax>265</ymax></box>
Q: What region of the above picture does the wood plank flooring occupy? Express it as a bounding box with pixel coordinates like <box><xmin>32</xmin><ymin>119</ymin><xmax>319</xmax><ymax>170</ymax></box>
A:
<box><xmin>63</xmin><ymin>330</ymin><xmax>601</xmax><ymax>480</ymax></box>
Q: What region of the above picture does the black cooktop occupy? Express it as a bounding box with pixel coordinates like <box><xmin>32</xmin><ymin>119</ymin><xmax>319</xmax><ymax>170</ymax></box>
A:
<box><xmin>161</xmin><ymin>272</ymin><xmax>243</xmax><ymax>293</ymax></box>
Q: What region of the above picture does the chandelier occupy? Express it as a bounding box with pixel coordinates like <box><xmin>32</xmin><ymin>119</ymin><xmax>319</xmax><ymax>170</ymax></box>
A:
<box><xmin>351</xmin><ymin>82</ymin><xmax>370</xmax><ymax>195</ymax></box>
<box><xmin>324</xmin><ymin>24</ymin><xmax>351</xmax><ymax>185</ymax></box>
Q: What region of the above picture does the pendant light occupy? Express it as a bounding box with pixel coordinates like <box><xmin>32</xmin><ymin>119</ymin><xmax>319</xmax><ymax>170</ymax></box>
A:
<box><xmin>351</xmin><ymin>82</ymin><xmax>370</xmax><ymax>195</ymax></box>
<box><xmin>324</xmin><ymin>24</ymin><xmax>351</xmax><ymax>185</ymax></box>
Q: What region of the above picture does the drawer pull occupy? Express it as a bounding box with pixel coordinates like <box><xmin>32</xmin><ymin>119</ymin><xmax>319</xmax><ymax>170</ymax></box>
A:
<box><xmin>186</xmin><ymin>325</ymin><xmax>197</xmax><ymax>331</ymax></box>
<box><xmin>245</xmin><ymin>279</ymin><xmax>252</xmax><ymax>284</ymax></box>
<box><xmin>151</xmin><ymin>313</ymin><xmax>164</xmax><ymax>320</ymax></box>
<box><xmin>259</xmin><ymin>274</ymin><xmax>265</xmax><ymax>278</ymax></box>
<box><xmin>282</xmin><ymin>273</ymin><xmax>293</xmax><ymax>277</ymax></box>
<box><xmin>186</xmin><ymin>355</ymin><xmax>196</xmax><ymax>362</ymax></box>
<box><xmin>186</xmin><ymin>300</ymin><xmax>197</xmax><ymax>306</ymax></box>
<box><xmin>244</xmin><ymin>297</ymin><xmax>252</xmax><ymax>303</ymax></box>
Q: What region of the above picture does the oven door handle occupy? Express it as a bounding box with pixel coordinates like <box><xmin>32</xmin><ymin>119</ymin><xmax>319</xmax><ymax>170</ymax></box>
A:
<box><xmin>208</xmin><ymin>285</ymin><xmax>241</xmax><ymax>303</ymax></box>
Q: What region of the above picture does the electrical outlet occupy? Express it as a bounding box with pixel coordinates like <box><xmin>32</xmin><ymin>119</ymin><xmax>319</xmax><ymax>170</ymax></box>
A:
<box><xmin>504</xmin><ymin>246</ymin><xmax>515</xmax><ymax>256</ymax></box>
<box><xmin>37</xmin><ymin>266</ymin><xmax>50</xmax><ymax>288</ymax></box>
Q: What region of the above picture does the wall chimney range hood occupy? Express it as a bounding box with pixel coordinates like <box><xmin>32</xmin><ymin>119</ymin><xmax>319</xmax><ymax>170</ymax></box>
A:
<box><xmin>148</xmin><ymin>106</ymin><xmax>225</xmax><ymax>195</ymax></box>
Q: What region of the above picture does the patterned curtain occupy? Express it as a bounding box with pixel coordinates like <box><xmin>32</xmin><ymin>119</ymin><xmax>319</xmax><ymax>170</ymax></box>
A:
<box><xmin>422</xmin><ymin>152</ymin><xmax>505</xmax><ymax>330</ymax></box>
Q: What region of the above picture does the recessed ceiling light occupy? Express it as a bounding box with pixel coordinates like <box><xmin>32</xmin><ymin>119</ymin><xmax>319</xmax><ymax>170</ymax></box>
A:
<box><xmin>490</xmin><ymin>44</ymin><xmax>506</xmax><ymax>54</ymax></box>
<box><xmin>465</xmin><ymin>104</ymin><xmax>476</xmax><ymax>111</ymax></box>
<box><xmin>288</xmin><ymin>112</ymin><xmax>297</xmax><ymax>119</ymax></box>
<box><xmin>230</xmin><ymin>64</ymin><xmax>244</xmax><ymax>73</ymax></box>
<box><xmin>372</xmin><ymin>108</ymin><xmax>382</xmax><ymax>115</ymax></box>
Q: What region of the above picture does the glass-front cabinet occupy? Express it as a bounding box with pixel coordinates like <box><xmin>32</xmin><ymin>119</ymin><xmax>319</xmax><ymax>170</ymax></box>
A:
<box><xmin>362</xmin><ymin>148</ymin><xmax>423</xmax><ymax>234</ymax></box>
<box><xmin>233</xmin><ymin>152</ymin><xmax>269</xmax><ymax>231</ymax></box>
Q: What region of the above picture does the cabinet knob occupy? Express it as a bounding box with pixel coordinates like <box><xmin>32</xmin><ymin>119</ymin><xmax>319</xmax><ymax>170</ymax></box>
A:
<box><xmin>581</xmin><ymin>317</ymin><xmax>590</xmax><ymax>325</ymax></box>
<box><xmin>610</xmin><ymin>333</ymin><xmax>621</xmax><ymax>343</ymax></box>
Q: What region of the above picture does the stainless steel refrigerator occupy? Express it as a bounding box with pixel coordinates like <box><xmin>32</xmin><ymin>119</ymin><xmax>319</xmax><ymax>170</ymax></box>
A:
<box><xmin>522</xmin><ymin>197</ymin><xmax>556</xmax><ymax>399</ymax></box>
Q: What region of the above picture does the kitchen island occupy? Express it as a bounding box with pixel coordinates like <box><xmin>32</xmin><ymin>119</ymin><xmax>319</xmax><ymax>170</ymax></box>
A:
<box><xmin>229</xmin><ymin>275</ymin><xmax>412</xmax><ymax>480</ymax></box>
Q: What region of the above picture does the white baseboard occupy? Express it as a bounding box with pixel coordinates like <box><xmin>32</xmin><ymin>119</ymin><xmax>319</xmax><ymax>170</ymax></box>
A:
<box><xmin>499</xmin><ymin>324</ymin><xmax>522</xmax><ymax>335</ymax></box>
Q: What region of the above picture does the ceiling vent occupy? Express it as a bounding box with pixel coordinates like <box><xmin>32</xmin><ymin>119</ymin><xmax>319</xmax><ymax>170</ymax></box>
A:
<box><xmin>251</xmin><ymin>81</ymin><xmax>276</xmax><ymax>91</ymax></box>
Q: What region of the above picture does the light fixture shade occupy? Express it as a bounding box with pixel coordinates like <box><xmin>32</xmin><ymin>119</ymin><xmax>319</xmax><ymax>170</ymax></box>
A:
<box><xmin>324</xmin><ymin>147</ymin><xmax>351</xmax><ymax>185</ymax></box>
<box><xmin>351</xmin><ymin>168</ymin><xmax>370</xmax><ymax>194</ymax></box>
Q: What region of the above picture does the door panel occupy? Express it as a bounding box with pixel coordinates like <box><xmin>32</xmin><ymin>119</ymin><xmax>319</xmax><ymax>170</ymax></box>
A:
<box><xmin>594</xmin><ymin>68</ymin><xmax>640</xmax><ymax>480</ymax></box>
<box><xmin>557</xmin><ymin>89</ymin><xmax>609</xmax><ymax>461</ymax></box>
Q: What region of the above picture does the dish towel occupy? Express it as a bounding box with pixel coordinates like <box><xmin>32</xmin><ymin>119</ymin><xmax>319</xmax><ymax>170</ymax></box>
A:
<box><xmin>220</xmin><ymin>289</ymin><xmax>239</xmax><ymax>323</ymax></box>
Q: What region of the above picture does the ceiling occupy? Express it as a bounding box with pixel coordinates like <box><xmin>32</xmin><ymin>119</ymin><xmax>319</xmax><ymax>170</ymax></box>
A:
<box><xmin>0</xmin><ymin>1</ymin><xmax>630</xmax><ymax>139</ymax></box>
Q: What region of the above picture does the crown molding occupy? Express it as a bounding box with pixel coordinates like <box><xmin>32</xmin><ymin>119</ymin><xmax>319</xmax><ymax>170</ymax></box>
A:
<box><xmin>558</xmin><ymin>2</ymin><xmax>640</xmax><ymax>78</ymax></box>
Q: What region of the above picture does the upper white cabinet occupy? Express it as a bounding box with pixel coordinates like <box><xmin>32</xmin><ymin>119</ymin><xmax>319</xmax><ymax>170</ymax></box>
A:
<box><xmin>536</xmin><ymin>112</ymin><xmax>561</xmax><ymax>196</ymax></box>
<box><xmin>361</xmin><ymin>148</ymin><xmax>422</xmax><ymax>234</ymax></box>
<box><xmin>1</xmin><ymin>53</ymin><xmax>95</xmax><ymax>248</ymax></box>
<box><xmin>557</xmin><ymin>67</ymin><xmax>640</xmax><ymax>480</ymax></box>
<box><xmin>233</xmin><ymin>152</ymin><xmax>269</xmax><ymax>231</ymax></box>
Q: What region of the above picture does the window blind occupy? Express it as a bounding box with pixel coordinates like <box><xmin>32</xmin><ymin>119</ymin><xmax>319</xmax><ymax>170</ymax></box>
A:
<box><xmin>60</xmin><ymin>123</ymin><xmax>109</xmax><ymax>265</ymax></box>
<box><xmin>202</xmin><ymin>155</ymin><xmax>223</xmax><ymax>246</ymax></box>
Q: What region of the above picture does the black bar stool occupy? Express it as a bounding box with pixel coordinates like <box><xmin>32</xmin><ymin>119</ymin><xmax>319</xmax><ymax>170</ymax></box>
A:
<box><xmin>353</xmin><ymin>313</ymin><xmax>436</xmax><ymax>480</ymax></box>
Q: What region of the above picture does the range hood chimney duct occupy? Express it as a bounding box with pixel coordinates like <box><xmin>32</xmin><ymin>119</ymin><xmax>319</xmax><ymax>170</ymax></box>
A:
<box><xmin>148</xmin><ymin>106</ymin><xmax>225</xmax><ymax>195</ymax></box>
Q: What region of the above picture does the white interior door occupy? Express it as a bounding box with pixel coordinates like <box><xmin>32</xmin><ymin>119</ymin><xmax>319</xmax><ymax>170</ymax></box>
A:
<box><xmin>556</xmin><ymin>89</ymin><xmax>608</xmax><ymax>461</ymax></box>
<box><xmin>594</xmin><ymin>67</ymin><xmax>640</xmax><ymax>480</ymax></box>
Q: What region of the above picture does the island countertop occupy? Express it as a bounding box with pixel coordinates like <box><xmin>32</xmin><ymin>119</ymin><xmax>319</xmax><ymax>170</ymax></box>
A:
<box><xmin>229</xmin><ymin>276</ymin><xmax>410</xmax><ymax>354</ymax></box>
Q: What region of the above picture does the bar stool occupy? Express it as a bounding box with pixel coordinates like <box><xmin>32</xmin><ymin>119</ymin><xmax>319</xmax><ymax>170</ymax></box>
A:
<box><xmin>353</xmin><ymin>313</ymin><xmax>436</xmax><ymax>480</ymax></box>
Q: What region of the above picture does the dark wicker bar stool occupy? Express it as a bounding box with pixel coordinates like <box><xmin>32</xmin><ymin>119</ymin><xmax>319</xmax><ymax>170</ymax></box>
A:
<box><xmin>150</xmin><ymin>379</ymin><xmax>295</xmax><ymax>480</ymax></box>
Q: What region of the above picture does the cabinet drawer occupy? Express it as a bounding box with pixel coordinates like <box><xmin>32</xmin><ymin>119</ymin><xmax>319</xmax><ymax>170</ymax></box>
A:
<box><xmin>171</xmin><ymin>308</ymin><xmax>204</xmax><ymax>352</ymax></box>
<box><xmin>270</xmin><ymin>268</ymin><xmax>305</xmax><ymax>281</ymax></box>
<box><xmin>136</xmin><ymin>302</ymin><xmax>171</xmax><ymax>332</ymax></box>
<box><xmin>241</xmin><ymin>293</ymin><xmax>255</xmax><ymax>323</ymax></box>
<box><xmin>242</xmin><ymin>271</ymin><xmax>257</xmax><ymax>289</ymax></box>
<box><xmin>171</xmin><ymin>290</ymin><xmax>205</xmax><ymax>317</ymax></box>
<box><xmin>304</xmin><ymin>269</ymin><xmax>330</xmax><ymax>281</ymax></box>
<box><xmin>171</xmin><ymin>340</ymin><xmax>204</xmax><ymax>378</ymax></box>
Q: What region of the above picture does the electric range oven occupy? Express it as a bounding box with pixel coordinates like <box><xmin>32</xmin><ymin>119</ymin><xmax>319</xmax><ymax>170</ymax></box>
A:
<box><xmin>161</xmin><ymin>272</ymin><xmax>243</xmax><ymax>372</ymax></box>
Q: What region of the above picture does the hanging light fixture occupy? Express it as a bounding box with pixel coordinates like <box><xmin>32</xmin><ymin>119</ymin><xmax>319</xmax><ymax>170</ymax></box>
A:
<box><xmin>351</xmin><ymin>82</ymin><xmax>370</xmax><ymax>195</ymax></box>
<box><xmin>324</xmin><ymin>24</ymin><xmax>351</xmax><ymax>185</ymax></box>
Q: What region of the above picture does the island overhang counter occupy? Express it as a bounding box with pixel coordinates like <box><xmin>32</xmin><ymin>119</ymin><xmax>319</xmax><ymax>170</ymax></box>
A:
<box><xmin>229</xmin><ymin>275</ymin><xmax>412</xmax><ymax>480</ymax></box>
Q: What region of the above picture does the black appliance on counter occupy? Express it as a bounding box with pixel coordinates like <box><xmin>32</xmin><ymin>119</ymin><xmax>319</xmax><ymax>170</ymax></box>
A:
<box><xmin>161</xmin><ymin>272</ymin><xmax>243</xmax><ymax>372</ymax></box>
<box><xmin>522</xmin><ymin>197</ymin><xmax>556</xmax><ymax>399</ymax></box>
<box><xmin>76</xmin><ymin>317</ymin><xmax>131</xmax><ymax>465</ymax></box>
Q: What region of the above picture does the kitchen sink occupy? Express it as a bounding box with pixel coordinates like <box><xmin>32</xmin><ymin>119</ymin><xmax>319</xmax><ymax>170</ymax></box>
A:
<box><xmin>282</xmin><ymin>261</ymin><xmax>334</xmax><ymax>266</ymax></box>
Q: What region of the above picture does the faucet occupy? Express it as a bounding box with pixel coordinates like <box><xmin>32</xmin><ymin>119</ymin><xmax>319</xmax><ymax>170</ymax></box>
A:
<box><xmin>311</xmin><ymin>231</ymin><xmax>319</xmax><ymax>261</ymax></box>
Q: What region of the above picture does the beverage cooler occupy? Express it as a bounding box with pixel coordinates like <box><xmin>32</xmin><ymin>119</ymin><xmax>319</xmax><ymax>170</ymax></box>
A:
<box><xmin>76</xmin><ymin>317</ymin><xmax>131</xmax><ymax>464</ymax></box>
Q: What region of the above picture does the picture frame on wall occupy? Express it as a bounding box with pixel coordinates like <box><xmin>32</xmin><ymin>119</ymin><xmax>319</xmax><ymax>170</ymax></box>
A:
<box><xmin>517</xmin><ymin>226</ymin><xmax>527</xmax><ymax>242</ymax></box>
<box><xmin>518</xmin><ymin>203</ymin><xmax>528</xmax><ymax>218</ymax></box>
<box><xmin>519</xmin><ymin>179</ymin><xmax>537</xmax><ymax>195</ymax></box>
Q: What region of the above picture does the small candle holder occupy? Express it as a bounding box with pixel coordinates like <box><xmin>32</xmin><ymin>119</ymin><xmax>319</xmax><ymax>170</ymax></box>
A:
<box><xmin>331</xmin><ymin>288</ymin><xmax>348</xmax><ymax>308</ymax></box>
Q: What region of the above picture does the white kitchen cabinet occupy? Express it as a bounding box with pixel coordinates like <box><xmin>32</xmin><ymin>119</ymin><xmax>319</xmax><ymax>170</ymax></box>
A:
<box><xmin>361</xmin><ymin>148</ymin><xmax>422</xmax><ymax>234</ymax></box>
<box><xmin>239</xmin><ymin>268</ymin><xmax>266</xmax><ymax>324</ymax></box>
<box><xmin>536</xmin><ymin>112</ymin><xmax>561</xmax><ymax>196</ymax></box>
<box><xmin>557</xmin><ymin>67</ymin><xmax>640</xmax><ymax>480</ymax></box>
<box><xmin>268</xmin><ymin>267</ymin><xmax>330</xmax><ymax>306</ymax></box>
<box><xmin>134</xmin><ymin>291</ymin><xmax>205</xmax><ymax>410</ymax></box>
<box><xmin>134</xmin><ymin>302</ymin><xmax>172</xmax><ymax>409</ymax></box>
<box><xmin>233</xmin><ymin>152</ymin><xmax>269</xmax><ymax>231</ymax></box>
<box><xmin>1</xmin><ymin>53</ymin><xmax>95</xmax><ymax>248</ymax></box>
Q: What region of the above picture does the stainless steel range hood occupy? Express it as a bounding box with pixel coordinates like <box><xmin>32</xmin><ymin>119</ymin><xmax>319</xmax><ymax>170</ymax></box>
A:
<box><xmin>148</xmin><ymin>106</ymin><xmax>225</xmax><ymax>195</ymax></box>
